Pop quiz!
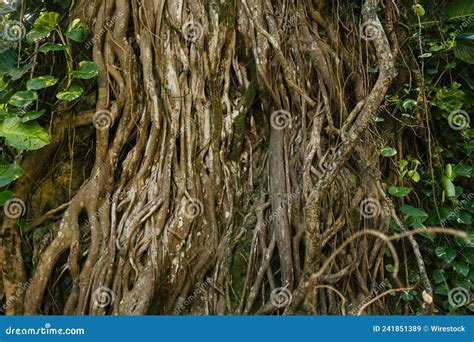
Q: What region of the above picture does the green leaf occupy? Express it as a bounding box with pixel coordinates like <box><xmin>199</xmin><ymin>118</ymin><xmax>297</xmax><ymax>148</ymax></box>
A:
<box><xmin>0</xmin><ymin>50</ymin><xmax>17</xmax><ymax>75</ymax></box>
<box><xmin>39</xmin><ymin>43</ymin><xmax>71</xmax><ymax>53</ymax></box>
<box><xmin>56</xmin><ymin>84</ymin><xmax>83</xmax><ymax>101</ymax></box>
<box><xmin>8</xmin><ymin>90</ymin><xmax>38</xmax><ymax>107</ymax></box>
<box><xmin>0</xmin><ymin>119</ymin><xmax>50</xmax><ymax>150</ymax></box>
<box><xmin>441</xmin><ymin>175</ymin><xmax>456</xmax><ymax>198</ymax></box>
<box><xmin>435</xmin><ymin>247</ymin><xmax>457</xmax><ymax>264</ymax></box>
<box><xmin>0</xmin><ymin>163</ymin><xmax>24</xmax><ymax>186</ymax></box>
<box><xmin>400</xmin><ymin>205</ymin><xmax>428</xmax><ymax>227</ymax></box>
<box><xmin>7</xmin><ymin>63</ymin><xmax>34</xmax><ymax>81</ymax></box>
<box><xmin>71</xmin><ymin>61</ymin><xmax>99</xmax><ymax>79</ymax></box>
<box><xmin>34</xmin><ymin>12</ymin><xmax>60</xmax><ymax>30</ymax></box>
<box><xmin>432</xmin><ymin>269</ymin><xmax>447</xmax><ymax>284</ymax></box>
<box><xmin>408</xmin><ymin>170</ymin><xmax>420</xmax><ymax>182</ymax></box>
<box><xmin>445</xmin><ymin>164</ymin><xmax>453</xmax><ymax>180</ymax></box>
<box><xmin>0</xmin><ymin>190</ymin><xmax>14</xmax><ymax>205</ymax></box>
<box><xmin>26</xmin><ymin>76</ymin><xmax>58</xmax><ymax>91</ymax></box>
<box><xmin>26</xmin><ymin>27</ymin><xmax>52</xmax><ymax>44</ymax></box>
<box><xmin>413</xmin><ymin>4</ymin><xmax>425</xmax><ymax>16</ymax></box>
<box><xmin>385</xmin><ymin>264</ymin><xmax>395</xmax><ymax>273</ymax></box>
<box><xmin>401</xmin><ymin>291</ymin><xmax>415</xmax><ymax>301</ymax></box>
<box><xmin>381</xmin><ymin>146</ymin><xmax>397</xmax><ymax>157</ymax></box>
<box><xmin>419</xmin><ymin>52</ymin><xmax>432</xmax><ymax>58</ymax></box>
<box><xmin>20</xmin><ymin>110</ymin><xmax>46</xmax><ymax>122</ymax></box>
<box><xmin>435</xmin><ymin>284</ymin><xmax>449</xmax><ymax>296</ymax></box>
<box><xmin>446</xmin><ymin>0</ymin><xmax>474</xmax><ymax>19</ymax></box>
<box><xmin>452</xmin><ymin>261</ymin><xmax>470</xmax><ymax>276</ymax></box>
<box><xmin>65</xmin><ymin>19</ymin><xmax>89</xmax><ymax>42</ymax></box>
<box><xmin>388</xmin><ymin>186</ymin><xmax>412</xmax><ymax>197</ymax></box>
<box><xmin>402</xmin><ymin>99</ymin><xmax>417</xmax><ymax>111</ymax></box>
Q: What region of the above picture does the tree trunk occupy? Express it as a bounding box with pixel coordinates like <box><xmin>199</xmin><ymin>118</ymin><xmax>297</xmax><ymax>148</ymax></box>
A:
<box><xmin>2</xmin><ymin>0</ymin><xmax>428</xmax><ymax>315</ymax></box>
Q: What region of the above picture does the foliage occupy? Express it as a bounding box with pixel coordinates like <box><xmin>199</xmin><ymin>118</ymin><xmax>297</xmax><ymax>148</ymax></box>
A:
<box><xmin>0</xmin><ymin>0</ymin><xmax>97</xmax><ymax>200</ymax></box>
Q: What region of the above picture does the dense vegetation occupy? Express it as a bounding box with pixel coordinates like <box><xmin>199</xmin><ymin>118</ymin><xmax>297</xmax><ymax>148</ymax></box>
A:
<box><xmin>0</xmin><ymin>0</ymin><xmax>472</xmax><ymax>315</ymax></box>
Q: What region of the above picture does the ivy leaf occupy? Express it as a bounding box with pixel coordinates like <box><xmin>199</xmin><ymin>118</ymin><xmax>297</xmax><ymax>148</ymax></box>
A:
<box><xmin>388</xmin><ymin>186</ymin><xmax>412</xmax><ymax>197</ymax></box>
<box><xmin>401</xmin><ymin>291</ymin><xmax>414</xmax><ymax>301</ymax></box>
<box><xmin>71</xmin><ymin>61</ymin><xmax>99</xmax><ymax>79</ymax></box>
<box><xmin>56</xmin><ymin>84</ymin><xmax>83</xmax><ymax>101</ymax></box>
<box><xmin>385</xmin><ymin>264</ymin><xmax>395</xmax><ymax>273</ymax></box>
<box><xmin>402</xmin><ymin>99</ymin><xmax>417</xmax><ymax>111</ymax></box>
<box><xmin>8</xmin><ymin>90</ymin><xmax>38</xmax><ymax>107</ymax></box>
<box><xmin>39</xmin><ymin>43</ymin><xmax>71</xmax><ymax>53</ymax></box>
<box><xmin>452</xmin><ymin>261</ymin><xmax>470</xmax><ymax>276</ymax></box>
<box><xmin>435</xmin><ymin>246</ymin><xmax>456</xmax><ymax>264</ymax></box>
<box><xmin>7</xmin><ymin>63</ymin><xmax>34</xmax><ymax>81</ymax></box>
<box><xmin>65</xmin><ymin>19</ymin><xmax>89</xmax><ymax>42</ymax></box>
<box><xmin>381</xmin><ymin>146</ymin><xmax>397</xmax><ymax>157</ymax></box>
<box><xmin>435</xmin><ymin>284</ymin><xmax>449</xmax><ymax>296</ymax></box>
<box><xmin>400</xmin><ymin>205</ymin><xmax>428</xmax><ymax>227</ymax></box>
<box><xmin>0</xmin><ymin>163</ymin><xmax>24</xmax><ymax>186</ymax></box>
<box><xmin>33</xmin><ymin>12</ymin><xmax>60</xmax><ymax>31</ymax></box>
<box><xmin>0</xmin><ymin>119</ymin><xmax>50</xmax><ymax>150</ymax></box>
<box><xmin>21</xmin><ymin>110</ymin><xmax>46</xmax><ymax>122</ymax></box>
<box><xmin>432</xmin><ymin>269</ymin><xmax>447</xmax><ymax>284</ymax></box>
<box><xmin>0</xmin><ymin>50</ymin><xmax>17</xmax><ymax>75</ymax></box>
<box><xmin>26</xmin><ymin>27</ymin><xmax>52</xmax><ymax>44</ymax></box>
<box><xmin>26</xmin><ymin>76</ymin><xmax>58</xmax><ymax>91</ymax></box>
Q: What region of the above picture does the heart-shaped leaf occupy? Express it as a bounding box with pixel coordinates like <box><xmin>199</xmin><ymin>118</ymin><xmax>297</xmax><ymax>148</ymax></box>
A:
<box><xmin>39</xmin><ymin>43</ymin><xmax>71</xmax><ymax>53</ymax></box>
<box><xmin>71</xmin><ymin>61</ymin><xmax>98</xmax><ymax>79</ymax></box>
<box><xmin>381</xmin><ymin>146</ymin><xmax>397</xmax><ymax>157</ymax></box>
<box><xmin>27</xmin><ymin>76</ymin><xmax>58</xmax><ymax>90</ymax></box>
<box><xmin>56</xmin><ymin>84</ymin><xmax>83</xmax><ymax>101</ymax></box>
<box><xmin>65</xmin><ymin>19</ymin><xmax>89</xmax><ymax>42</ymax></box>
<box><xmin>388</xmin><ymin>186</ymin><xmax>412</xmax><ymax>197</ymax></box>
<box><xmin>8</xmin><ymin>90</ymin><xmax>38</xmax><ymax>107</ymax></box>
<box><xmin>0</xmin><ymin>163</ymin><xmax>24</xmax><ymax>186</ymax></box>
<box><xmin>0</xmin><ymin>118</ymin><xmax>50</xmax><ymax>150</ymax></box>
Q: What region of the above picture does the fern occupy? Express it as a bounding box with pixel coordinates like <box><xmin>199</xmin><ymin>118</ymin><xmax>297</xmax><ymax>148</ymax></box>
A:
<box><xmin>446</xmin><ymin>0</ymin><xmax>474</xmax><ymax>19</ymax></box>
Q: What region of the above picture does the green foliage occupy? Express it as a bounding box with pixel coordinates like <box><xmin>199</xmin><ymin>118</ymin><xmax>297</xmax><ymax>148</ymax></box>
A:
<box><xmin>381</xmin><ymin>1</ymin><xmax>474</xmax><ymax>314</ymax></box>
<box><xmin>56</xmin><ymin>84</ymin><xmax>83</xmax><ymax>101</ymax></box>
<box><xmin>0</xmin><ymin>3</ymin><xmax>97</xmax><ymax>198</ymax></box>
